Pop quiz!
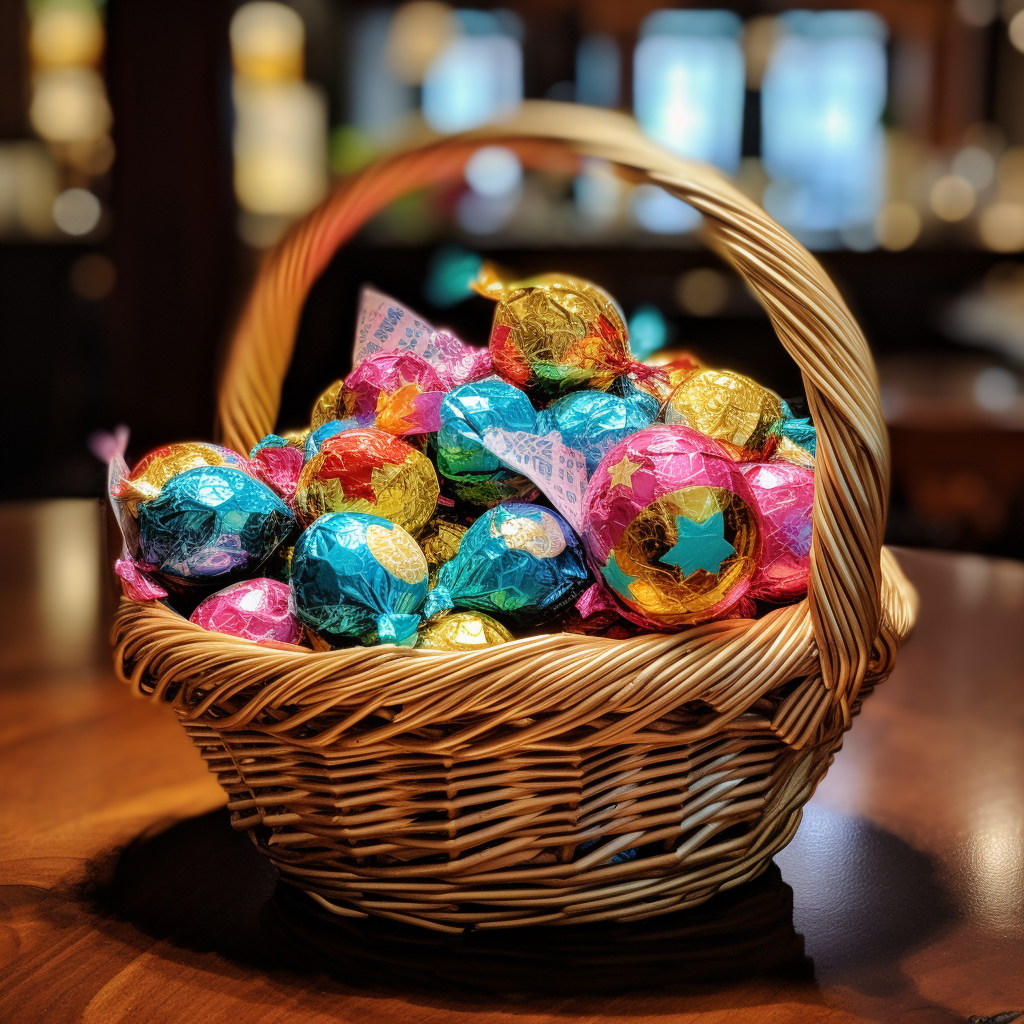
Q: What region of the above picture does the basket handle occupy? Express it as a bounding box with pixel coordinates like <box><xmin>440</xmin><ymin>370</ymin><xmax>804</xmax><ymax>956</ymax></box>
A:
<box><xmin>216</xmin><ymin>101</ymin><xmax>888</xmax><ymax>723</ymax></box>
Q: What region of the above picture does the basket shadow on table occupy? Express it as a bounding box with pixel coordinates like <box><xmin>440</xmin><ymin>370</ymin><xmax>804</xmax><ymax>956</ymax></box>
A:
<box><xmin>84</xmin><ymin>805</ymin><xmax>956</xmax><ymax>1004</ymax></box>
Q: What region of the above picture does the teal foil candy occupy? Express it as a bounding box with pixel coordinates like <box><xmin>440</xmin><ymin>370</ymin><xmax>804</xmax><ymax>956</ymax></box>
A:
<box><xmin>424</xmin><ymin>502</ymin><xmax>589</xmax><ymax>626</ymax></box>
<box><xmin>136</xmin><ymin>466</ymin><xmax>294</xmax><ymax>586</ymax></box>
<box><xmin>435</xmin><ymin>378</ymin><xmax>536</xmax><ymax>479</ymax></box>
<box><xmin>290</xmin><ymin>512</ymin><xmax>429</xmax><ymax>646</ymax></box>
<box><xmin>779</xmin><ymin>400</ymin><xmax>817</xmax><ymax>457</ymax></box>
<box><xmin>535</xmin><ymin>388</ymin><xmax>657</xmax><ymax>475</ymax></box>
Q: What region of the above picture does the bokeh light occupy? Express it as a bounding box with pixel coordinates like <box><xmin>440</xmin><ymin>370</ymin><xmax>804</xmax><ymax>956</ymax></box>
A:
<box><xmin>978</xmin><ymin>201</ymin><xmax>1024</xmax><ymax>251</ymax></box>
<box><xmin>230</xmin><ymin>1</ymin><xmax>304</xmax><ymax>81</ymax></box>
<box><xmin>875</xmin><ymin>201</ymin><xmax>921</xmax><ymax>251</ymax></box>
<box><xmin>30</xmin><ymin>2</ymin><xmax>104</xmax><ymax>69</ymax></box>
<box><xmin>52</xmin><ymin>187</ymin><xmax>100</xmax><ymax>235</ymax></box>
<box><xmin>384</xmin><ymin>2</ymin><xmax>457</xmax><ymax>86</ymax></box>
<box><xmin>464</xmin><ymin>146</ymin><xmax>522</xmax><ymax>197</ymax></box>
<box><xmin>930</xmin><ymin>174</ymin><xmax>976</xmax><ymax>222</ymax></box>
<box><xmin>627</xmin><ymin>305</ymin><xmax>668</xmax><ymax>360</ymax></box>
<box><xmin>675</xmin><ymin>268</ymin><xmax>730</xmax><ymax>317</ymax></box>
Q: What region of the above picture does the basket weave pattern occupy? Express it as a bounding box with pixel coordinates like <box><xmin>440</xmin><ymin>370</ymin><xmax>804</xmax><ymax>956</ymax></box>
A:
<box><xmin>113</xmin><ymin>103</ymin><xmax>917</xmax><ymax>931</ymax></box>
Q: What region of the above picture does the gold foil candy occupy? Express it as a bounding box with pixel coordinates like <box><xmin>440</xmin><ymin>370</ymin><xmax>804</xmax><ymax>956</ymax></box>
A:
<box><xmin>310</xmin><ymin>379</ymin><xmax>344</xmax><ymax>430</ymax></box>
<box><xmin>473</xmin><ymin>262</ymin><xmax>631</xmax><ymax>395</ymax></box>
<box><xmin>418</xmin><ymin>517</ymin><xmax>469</xmax><ymax>588</ymax></box>
<box><xmin>611</xmin><ymin>485</ymin><xmax>759</xmax><ymax>627</ymax></box>
<box><xmin>416</xmin><ymin>611</ymin><xmax>514</xmax><ymax>651</ymax></box>
<box><xmin>664</xmin><ymin>368</ymin><xmax>784</xmax><ymax>453</ymax></box>
<box><xmin>773</xmin><ymin>436</ymin><xmax>816</xmax><ymax>470</ymax></box>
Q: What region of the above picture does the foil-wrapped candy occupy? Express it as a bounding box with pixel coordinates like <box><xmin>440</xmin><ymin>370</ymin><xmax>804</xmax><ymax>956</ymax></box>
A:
<box><xmin>115</xmin><ymin>442</ymin><xmax>250</xmax><ymax>513</ymax></box>
<box><xmin>416</xmin><ymin>610</ymin><xmax>514</xmax><ymax>650</ymax></box>
<box><xmin>294</xmin><ymin>427</ymin><xmax>439</xmax><ymax>536</ymax></box>
<box><xmin>424</xmin><ymin>502</ymin><xmax>590</xmax><ymax>627</ymax></box>
<box><xmin>664</xmin><ymin>368</ymin><xmax>784</xmax><ymax>455</ymax></box>
<box><xmin>305</xmin><ymin>418</ymin><xmax>363</xmax><ymax>460</ymax></box>
<box><xmin>473</xmin><ymin>263</ymin><xmax>636</xmax><ymax>396</ymax></box>
<box><xmin>581</xmin><ymin>425</ymin><xmax>760</xmax><ymax>628</ymax></box>
<box><xmin>136</xmin><ymin>465</ymin><xmax>294</xmax><ymax>589</ymax></box>
<box><xmin>535</xmin><ymin>386</ymin><xmax>658</xmax><ymax>475</ymax></box>
<box><xmin>189</xmin><ymin>577</ymin><xmax>302</xmax><ymax>645</ymax></box>
<box><xmin>741</xmin><ymin>460</ymin><xmax>813</xmax><ymax>602</ymax></box>
<box><xmin>435</xmin><ymin>378</ymin><xmax>538</xmax><ymax>506</ymax></box>
<box><xmin>417</xmin><ymin>515</ymin><xmax>470</xmax><ymax>588</ymax></box>
<box><xmin>290</xmin><ymin>511</ymin><xmax>429</xmax><ymax>646</ymax></box>
<box><xmin>248</xmin><ymin>434</ymin><xmax>304</xmax><ymax>503</ymax></box>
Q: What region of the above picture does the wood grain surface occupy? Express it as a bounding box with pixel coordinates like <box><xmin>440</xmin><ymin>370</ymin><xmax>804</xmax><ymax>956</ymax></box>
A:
<box><xmin>1</xmin><ymin>500</ymin><xmax>1022</xmax><ymax>1023</ymax></box>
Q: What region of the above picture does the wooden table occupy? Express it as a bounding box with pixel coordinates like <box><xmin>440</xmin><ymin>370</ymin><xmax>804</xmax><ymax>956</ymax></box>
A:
<box><xmin>1</xmin><ymin>500</ymin><xmax>1022</xmax><ymax>1023</ymax></box>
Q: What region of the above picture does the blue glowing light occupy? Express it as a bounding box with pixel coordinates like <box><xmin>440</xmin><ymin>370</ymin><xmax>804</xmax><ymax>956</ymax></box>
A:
<box><xmin>422</xmin><ymin>14</ymin><xmax>523</xmax><ymax>135</ymax></box>
<box><xmin>628</xmin><ymin>304</ymin><xmax>669</xmax><ymax>360</ymax></box>
<box><xmin>633</xmin><ymin>10</ymin><xmax>745</xmax><ymax>173</ymax></box>
<box><xmin>761</xmin><ymin>11</ymin><xmax>887</xmax><ymax>238</ymax></box>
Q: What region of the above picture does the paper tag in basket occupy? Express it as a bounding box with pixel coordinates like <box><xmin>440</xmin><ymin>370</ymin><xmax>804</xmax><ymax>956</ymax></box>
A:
<box><xmin>352</xmin><ymin>286</ymin><xmax>491</xmax><ymax>385</ymax></box>
<box><xmin>480</xmin><ymin>428</ymin><xmax>588</xmax><ymax>534</ymax></box>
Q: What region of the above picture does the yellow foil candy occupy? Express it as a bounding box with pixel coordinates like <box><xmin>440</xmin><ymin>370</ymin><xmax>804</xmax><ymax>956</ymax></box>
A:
<box><xmin>418</xmin><ymin>517</ymin><xmax>469</xmax><ymax>587</ymax></box>
<box><xmin>611</xmin><ymin>485</ymin><xmax>759</xmax><ymax>626</ymax></box>
<box><xmin>416</xmin><ymin>611</ymin><xmax>514</xmax><ymax>651</ymax></box>
<box><xmin>473</xmin><ymin>262</ymin><xmax>631</xmax><ymax>396</ymax></box>
<box><xmin>310</xmin><ymin>380</ymin><xmax>344</xmax><ymax>430</ymax></box>
<box><xmin>664</xmin><ymin>369</ymin><xmax>784</xmax><ymax>453</ymax></box>
<box><xmin>294</xmin><ymin>428</ymin><xmax>439</xmax><ymax>536</ymax></box>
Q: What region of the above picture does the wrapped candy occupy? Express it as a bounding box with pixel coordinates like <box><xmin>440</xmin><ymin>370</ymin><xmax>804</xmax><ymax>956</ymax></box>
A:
<box><xmin>248</xmin><ymin>435</ymin><xmax>304</xmax><ymax>502</ymax></box>
<box><xmin>417</xmin><ymin>515</ymin><xmax>470</xmax><ymax>587</ymax></box>
<box><xmin>664</xmin><ymin>369</ymin><xmax>784</xmax><ymax>455</ymax></box>
<box><xmin>535</xmin><ymin>387</ymin><xmax>658</xmax><ymax>475</ymax></box>
<box><xmin>305</xmin><ymin>418</ymin><xmax>362</xmax><ymax>460</ymax></box>
<box><xmin>775</xmin><ymin>400</ymin><xmax>817</xmax><ymax>468</ymax></box>
<box><xmin>136</xmin><ymin>466</ymin><xmax>294</xmax><ymax>589</ymax></box>
<box><xmin>353</xmin><ymin>285</ymin><xmax>491</xmax><ymax>388</ymax></box>
<box><xmin>342</xmin><ymin>351</ymin><xmax>445</xmax><ymax>422</ymax></box>
<box><xmin>290</xmin><ymin>512</ymin><xmax>429</xmax><ymax>646</ymax></box>
<box><xmin>741</xmin><ymin>461</ymin><xmax>813</xmax><ymax>602</ymax></box>
<box><xmin>637</xmin><ymin>348</ymin><xmax>702</xmax><ymax>403</ymax></box>
<box><xmin>295</xmin><ymin>428</ymin><xmax>438</xmax><ymax>536</ymax></box>
<box><xmin>115</xmin><ymin>442</ymin><xmax>250</xmax><ymax>512</ymax></box>
<box><xmin>416</xmin><ymin>610</ymin><xmax>514</xmax><ymax>650</ymax></box>
<box><xmin>189</xmin><ymin>578</ymin><xmax>302</xmax><ymax>644</ymax></box>
<box><xmin>424</xmin><ymin>502</ymin><xmax>590</xmax><ymax>627</ymax></box>
<box><xmin>435</xmin><ymin>378</ymin><xmax>538</xmax><ymax>506</ymax></box>
<box><xmin>581</xmin><ymin>425</ymin><xmax>760</xmax><ymax>627</ymax></box>
<box><xmin>473</xmin><ymin>263</ymin><xmax>643</xmax><ymax>397</ymax></box>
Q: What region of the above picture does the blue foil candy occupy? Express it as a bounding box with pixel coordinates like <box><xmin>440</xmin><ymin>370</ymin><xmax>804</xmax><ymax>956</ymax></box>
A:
<box><xmin>290</xmin><ymin>512</ymin><xmax>429</xmax><ymax>646</ymax></box>
<box><xmin>424</xmin><ymin>502</ymin><xmax>590</xmax><ymax>626</ymax></box>
<box><xmin>535</xmin><ymin>388</ymin><xmax>657</xmax><ymax>475</ymax></box>
<box><xmin>136</xmin><ymin>466</ymin><xmax>294</xmax><ymax>586</ymax></box>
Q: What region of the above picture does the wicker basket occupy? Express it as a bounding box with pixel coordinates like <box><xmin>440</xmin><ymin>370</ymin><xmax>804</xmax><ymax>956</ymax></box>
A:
<box><xmin>113</xmin><ymin>102</ymin><xmax>918</xmax><ymax>933</ymax></box>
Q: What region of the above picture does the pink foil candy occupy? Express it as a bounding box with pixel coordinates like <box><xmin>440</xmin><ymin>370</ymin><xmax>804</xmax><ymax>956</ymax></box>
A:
<box><xmin>249</xmin><ymin>443</ymin><xmax>304</xmax><ymax>503</ymax></box>
<box><xmin>189</xmin><ymin>578</ymin><xmax>302</xmax><ymax>644</ymax></box>
<box><xmin>343</xmin><ymin>351</ymin><xmax>445</xmax><ymax>422</ymax></box>
<box><xmin>353</xmin><ymin>285</ymin><xmax>492</xmax><ymax>388</ymax></box>
<box><xmin>741</xmin><ymin>461</ymin><xmax>814</xmax><ymax>602</ymax></box>
<box><xmin>115</xmin><ymin>557</ymin><xmax>168</xmax><ymax>601</ymax></box>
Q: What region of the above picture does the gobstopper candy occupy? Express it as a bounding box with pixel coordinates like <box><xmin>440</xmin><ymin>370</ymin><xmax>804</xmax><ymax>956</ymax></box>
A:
<box><xmin>290</xmin><ymin>512</ymin><xmax>429</xmax><ymax>646</ymax></box>
<box><xmin>473</xmin><ymin>264</ymin><xmax>633</xmax><ymax>397</ymax></box>
<box><xmin>535</xmin><ymin>387</ymin><xmax>658</xmax><ymax>475</ymax></box>
<box><xmin>116</xmin><ymin>442</ymin><xmax>250</xmax><ymax>512</ymax></box>
<box><xmin>581</xmin><ymin>425</ymin><xmax>760</xmax><ymax>628</ymax></box>
<box><xmin>434</xmin><ymin>378</ymin><xmax>537</xmax><ymax>506</ymax></box>
<box><xmin>294</xmin><ymin>428</ymin><xmax>439</xmax><ymax>536</ymax></box>
<box><xmin>664</xmin><ymin>368</ymin><xmax>785</xmax><ymax>455</ymax></box>
<box><xmin>416</xmin><ymin>611</ymin><xmax>514</xmax><ymax>651</ymax></box>
<box><xmin>190</xmin><ymin>578</ymin><xmax>301</xmax><ymax>645</ymax></box>
<box><xmin>740</xmin><ymin>460</ymin><xmax>814</xmax><ymax>602</ymax></box>
<box><xmin>424</xmin><ymin>502</ymin><xmax>590</xmax><ymax>627</ymax></box>
<box><xmin>136</xmin><ymin>466</ymin><xmax>294</xmax><ymax>589</ymax></box>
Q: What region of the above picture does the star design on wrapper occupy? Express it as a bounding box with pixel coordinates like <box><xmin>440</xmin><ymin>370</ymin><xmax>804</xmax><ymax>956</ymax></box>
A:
<box><xmin>608</xmin><ymin>456</ymin><xmax>642</xmax><ymax>489</ymax></box>
<box><xmin>660</xmin><ymin>512</ymin><xmax>735</xmax><ymax>579</ymax></box>
<box><xmin>601</xmin><ymin>551</ymin><xmax>638</xmax><ymax>600</ymax></box>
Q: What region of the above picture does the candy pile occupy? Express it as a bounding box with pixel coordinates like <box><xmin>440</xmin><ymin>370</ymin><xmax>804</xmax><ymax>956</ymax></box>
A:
<box><xmin>106</xmin><ymin>268</ymin><xmax>817</xmax><ymax>652</ymax></box>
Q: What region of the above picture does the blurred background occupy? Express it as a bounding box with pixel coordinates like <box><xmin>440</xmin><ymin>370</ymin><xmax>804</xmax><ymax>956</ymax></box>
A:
<box><xmin>3</xmin><ymin>0</ymin><xmax>1024</xmax><ymax>558</ymax></box>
